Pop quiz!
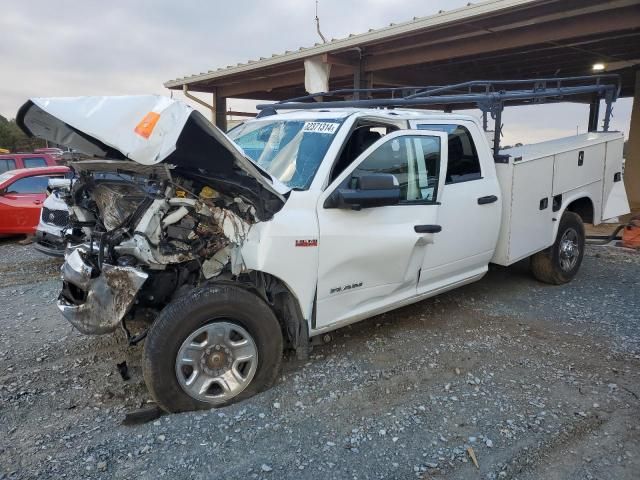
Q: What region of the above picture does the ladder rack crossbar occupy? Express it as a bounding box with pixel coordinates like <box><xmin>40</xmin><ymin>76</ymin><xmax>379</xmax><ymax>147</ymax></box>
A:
<box><xmin>255</xmin><ymin>75</ymin><xmax>621</xmax><ymax>159</ymax></box>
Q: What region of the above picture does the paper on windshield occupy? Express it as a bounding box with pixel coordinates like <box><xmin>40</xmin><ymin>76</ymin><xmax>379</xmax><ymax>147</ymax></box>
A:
<box><xmin>302</xmin><ymin>122</ymin><xmax>340</xmax><ymax>134</ymax></box>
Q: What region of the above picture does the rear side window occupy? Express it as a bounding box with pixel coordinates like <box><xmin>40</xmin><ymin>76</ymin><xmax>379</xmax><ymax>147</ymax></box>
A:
<box><xmin>418</xmin><ymin>124</ymin><xmax>481</xmax><ymax>184</ymax></box>
<box><xmin>23</xmin><ymin>157</ymin><xmax>48</xmax><ymax>168</ymax></box>
<box><xmin>6</xmin><ymin>176</ymin><xmax>50</xmax><ymax>194</ymax></box>
<box><xmin>0</xmin><ymin>159</ymin><xmax>16</xmax><ymax>173</ymax></box>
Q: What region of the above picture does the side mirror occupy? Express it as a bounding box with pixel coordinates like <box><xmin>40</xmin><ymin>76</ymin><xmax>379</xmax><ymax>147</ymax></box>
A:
<box><xmin>324</xmin><ymin>173</ymin><xmax>400</xmax><ymax>210</ymax></box>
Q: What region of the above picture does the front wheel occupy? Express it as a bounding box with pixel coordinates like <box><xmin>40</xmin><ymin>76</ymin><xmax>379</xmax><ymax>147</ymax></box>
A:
<box><xmin>530</xmin><ymin>211</ymin><xmax>585</xmax><ymax>285</ymax></box>
<box><xmin>143</xmin><ymin>285</ymin><xmax>283</xmax><ymax>413</ymax></box>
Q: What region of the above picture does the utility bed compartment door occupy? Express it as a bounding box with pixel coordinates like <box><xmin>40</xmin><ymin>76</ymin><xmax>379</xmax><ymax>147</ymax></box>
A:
<box><xmin>552</xmin><ymin>143</ymin><xmax>605</xmax><ymax>195</ymax></box>
<box><xmin>495</xmin><ymin>132</ymin><xmax>630</xmax><ymax>266</ymax></box>
<box><xmin>508</xmin><ymin>156</ymin><xmax>555</xmax><ymax>263</ymax></box>
<box><xmin>601</xmin><ymin>137</ymin><xmax>630</xmax><ymax>220</ymax></box>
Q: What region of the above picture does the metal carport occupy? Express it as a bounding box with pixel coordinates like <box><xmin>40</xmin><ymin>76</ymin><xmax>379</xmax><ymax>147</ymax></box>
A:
<box><xmin>164</xmin><ymin>0</ymin><xmax>640</xmax><ymax>208</ymax></box>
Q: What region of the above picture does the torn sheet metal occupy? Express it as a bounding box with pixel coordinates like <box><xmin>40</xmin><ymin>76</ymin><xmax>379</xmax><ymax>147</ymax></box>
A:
<box><xmin>58</xmin><ymin>251</ymin><xmax>148</xmax><ymax>334</ymax></box>
<box><xmin>201</xmin><ymin>247</ymin><xmax>232</xmax><ymax>279</ymax></box>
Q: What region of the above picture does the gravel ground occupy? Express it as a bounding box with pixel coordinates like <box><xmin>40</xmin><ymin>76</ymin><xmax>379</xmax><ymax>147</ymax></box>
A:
<box><xmin>0</xmin><ymin>240</ymin><xmax>639</xmax><ymax>480</ymax></box>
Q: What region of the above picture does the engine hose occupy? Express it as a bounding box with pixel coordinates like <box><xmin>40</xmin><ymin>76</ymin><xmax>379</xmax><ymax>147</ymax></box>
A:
<box><xmin>121</xmin><ymin>317</ymin><xmax>148</xmax><ymax>346</ymax></box>
<box><xmin>97</xmin><ymin>234</ymin><xmax>104</xmax><ymax>271</ymax></box>
<box><xmin>97</xmin><ymin>231</ymin><xmax>111</xmax><ymax>271</ymax></box>
<box><xmin>586</xmin><ymin>222</ymin><xmax>629</xmax><ymax>245</ymax></box>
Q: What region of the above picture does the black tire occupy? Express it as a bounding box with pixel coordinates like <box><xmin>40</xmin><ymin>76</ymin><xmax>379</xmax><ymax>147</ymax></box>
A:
<box><xmin>143</xmin><ymin>284</ymin><xmax>283</xmax><ymax>413</ymax></box>
<box><xmin>530</xmin><ymin>211</ymin><xmax>585</xmax><ymax>285</ymax></box>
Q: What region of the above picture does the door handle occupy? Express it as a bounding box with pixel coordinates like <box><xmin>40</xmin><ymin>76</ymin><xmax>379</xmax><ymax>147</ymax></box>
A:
<box><xmin>34</xmin><ymin>200</ymin><xmax>43</xmax><ymax>205</ymax></box>
<box><xmin>414</xmin><ymin>224</ymin><xmax>442</xmax><ymax>234</ymax></box>
<box><xmin>477</xmin><ymin>195</ymin><xmax>498</xmax><ymax>205</ymax></box>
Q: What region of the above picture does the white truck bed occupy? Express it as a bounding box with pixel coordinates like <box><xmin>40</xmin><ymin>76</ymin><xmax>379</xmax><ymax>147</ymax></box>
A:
<box><xmin>492</xmin><ymin>132</ymin><xmax>629</xmax><ymax>266</ymax></box>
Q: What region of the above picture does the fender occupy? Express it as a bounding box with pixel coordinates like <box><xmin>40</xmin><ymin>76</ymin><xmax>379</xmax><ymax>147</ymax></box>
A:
<box><xmin>552</xmin><ymin>190</ymin><xmax>598</xmax><ymax>240</ymax></box>
<box><xmin>240</xmin><ymin>189</ymin><xmax>321</xmax><ymax>324</ymax></box>
<box><xmin>205</xmin><ymin>273</ymin><xmax>310</xmax><ymax>360</ymax></box>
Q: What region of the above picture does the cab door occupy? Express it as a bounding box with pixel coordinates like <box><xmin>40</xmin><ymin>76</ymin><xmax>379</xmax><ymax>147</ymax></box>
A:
<box><xmin>0</xmin><ymin>175</ymin><xmax>49</xmax><ymax>234</ymax></box>
<box><xmin>409</xmin><ymin>121</ymin><xmax>502</xmax><ymax>293</ymax></box>
<box><xmin>315</xmin><ymin>130</ymin><xmax>448</xmax><ymax>329</ymax></box>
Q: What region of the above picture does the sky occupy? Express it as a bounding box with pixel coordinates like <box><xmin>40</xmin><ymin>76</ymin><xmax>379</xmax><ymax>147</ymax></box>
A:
<box><xmin>0</xmin><ymin>0</ymin><xmax>632</xmax><ymax>145</ymax></box>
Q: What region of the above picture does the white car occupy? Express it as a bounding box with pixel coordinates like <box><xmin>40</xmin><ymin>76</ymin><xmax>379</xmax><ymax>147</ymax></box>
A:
<box><xmin>17</xmin><ymin>80</ymin><xmax>629</xmax><ymax>412</ymax></box>
<box><xmin>34</xmin><ymin>179</ymin><xmax>71</xmax><ymax>256</ymax></box>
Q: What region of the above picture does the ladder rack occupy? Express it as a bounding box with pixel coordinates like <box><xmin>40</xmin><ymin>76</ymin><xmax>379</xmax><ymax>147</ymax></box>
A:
<box><xmin>256</xmin><ymin>75</ymin><xmax>621</xmax><ymax>159</ymax></box>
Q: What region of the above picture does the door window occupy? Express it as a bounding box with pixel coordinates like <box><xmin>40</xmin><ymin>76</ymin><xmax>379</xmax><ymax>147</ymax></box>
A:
<box><xmin>6</xmin><ymin>175</ymin><xmax>50</xmax><ymax>194</ymax></box>
<box><xmin>417</xmin><ymin>124</ymin><xmax>481</xmax><ymax>184</ymax></box>
<box><xmin>0</xmin><ymin>159</ymin><xmax>16</xmax><ymax>173</ymax></box>
<box><xmin>331</xmin><ymin>123</ymin><xmax>399</xmax><ymax>182</ymax></box>
<box><xmin>350</xmin><ymin>135</ymin><xmax>441</xmax><ymax>203</ymax></box>
<box><xmin>23</xmin><ymin>157</ymin><xmax>48</xmax><ymax>168</ymax></box>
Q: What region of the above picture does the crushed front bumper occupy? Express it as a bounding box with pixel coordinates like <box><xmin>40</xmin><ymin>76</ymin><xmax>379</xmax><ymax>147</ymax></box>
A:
<box><xmin>34</xmin><ymin>229</ymin><xmax>65</xmax><ymax>257</ymax></box>
<box><xmin>57</xmin><ymin>249</ymin><xmax>148</xmax><ymax>334</ymax></box>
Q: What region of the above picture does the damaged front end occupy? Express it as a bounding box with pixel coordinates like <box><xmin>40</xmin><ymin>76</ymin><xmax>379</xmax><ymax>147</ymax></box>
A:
<box><xmin>55</xmin><ymin>166</ymin><xmax>258</xmax><ymax>334</ymax></box>
<box><xmin>59</xmin><ymin>249</ymin><xmax>148</xmax><ymax>334</ymax></box>
<box><xmin>17</xmin><ymin>96</ymin><xmax>287</xmax><ymax>335</ymax></box>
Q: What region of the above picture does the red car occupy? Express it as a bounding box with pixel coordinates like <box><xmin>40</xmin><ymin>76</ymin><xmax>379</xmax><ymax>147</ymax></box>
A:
<box><xmin>0</xmin><ymin>166</ymin><xmax>71</xmax><ymax>235</ymax></box>
<box><xmin>34</xmin><ymin>147</ymin><xmax>65</xmax><ymax>159</ymax></box>
<box><xmin>0</xmin><ymin>153</ymin><xmax>59</xmax><ymax>174</ymax></box>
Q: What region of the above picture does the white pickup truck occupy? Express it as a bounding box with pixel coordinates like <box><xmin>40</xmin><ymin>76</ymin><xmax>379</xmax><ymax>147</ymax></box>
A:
<box><xmin>17</xmin><ymin>80</ymin><xmax>629</xmax><ymax>412</ymax></box>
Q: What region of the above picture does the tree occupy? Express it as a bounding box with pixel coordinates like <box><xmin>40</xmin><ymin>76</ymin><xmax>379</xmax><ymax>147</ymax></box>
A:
<box><xmin>0</xmin><ymin>117</ymin><xmax>45</xmax><ymax>152</ymax></box>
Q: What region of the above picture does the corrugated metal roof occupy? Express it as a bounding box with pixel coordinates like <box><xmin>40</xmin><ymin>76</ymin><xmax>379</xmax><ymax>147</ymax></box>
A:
<box><xmin>164</xmin><ymin>0</ymin><xmax>538</xmax><ymax>88</ymax></box>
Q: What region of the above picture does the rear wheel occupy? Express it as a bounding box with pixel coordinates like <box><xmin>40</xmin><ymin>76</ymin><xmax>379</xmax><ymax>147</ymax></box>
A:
<box><xmin>530</xmin><ymin>211</ymin><xmax>585</xmax><ymax>285</ymax></box>
<box><xmin>143</xmin><ymin>284</ymin><xmax>283</xmax><ymax>413</ymax></box>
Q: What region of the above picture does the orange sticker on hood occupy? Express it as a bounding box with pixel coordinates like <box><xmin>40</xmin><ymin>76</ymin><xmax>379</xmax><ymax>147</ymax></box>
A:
<box><xmin>134</xmin><ymin>111</ymin><xmax>160</xmax><ymax>139</ymax></box>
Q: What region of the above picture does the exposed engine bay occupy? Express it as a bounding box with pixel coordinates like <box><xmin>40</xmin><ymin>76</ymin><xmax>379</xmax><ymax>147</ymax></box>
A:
<box><xmin>58</xmin><ymin>161</ymin><xmax>259</xmax><ymax>334</ymax></box>
<box><xmin>16</xmin><ymin>95</ymin><xmax>301</xmax><ymax>343</ymax></box>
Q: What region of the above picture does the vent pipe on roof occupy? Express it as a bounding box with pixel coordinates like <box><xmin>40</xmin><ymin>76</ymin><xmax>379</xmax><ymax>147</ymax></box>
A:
<box><xmin>315</xmin><ymin>0</ymin><xmax>327</xmax><ymax>44</ymax></box>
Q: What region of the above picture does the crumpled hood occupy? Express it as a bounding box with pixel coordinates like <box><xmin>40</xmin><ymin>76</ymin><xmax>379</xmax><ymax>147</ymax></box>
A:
<box><xmin>17</xmin><ymin>96</ymin><xmax>287</xmax><ymax>218</ymax></box>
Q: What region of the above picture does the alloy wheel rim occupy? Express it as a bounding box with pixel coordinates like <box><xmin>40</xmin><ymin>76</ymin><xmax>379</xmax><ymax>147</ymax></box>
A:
<box><xmin>175</xmin><ymin>321</ymin><xmax>258</xmax><ymax>404</ymax></box>
<box><xmin>559</xmin><ymin>227</ymin><xmax>580</xmax><ymax>272</ymax></box>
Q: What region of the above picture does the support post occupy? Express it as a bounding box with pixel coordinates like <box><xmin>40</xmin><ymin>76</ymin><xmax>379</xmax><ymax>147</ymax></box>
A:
<box><xmin>211</xmin><ymin>92</ymin><xmax>217</xmax><ymax>124</ymax></box>
<box><xmin>624</xmin><ymin>70</ymin><xmax>640</xmax><ymax>209</ymax></box>
<box><xmin>214</xmin><ymin>90</ymin><xmax>227</xmax><ymax>132</ymax></box>
<box><xmin>183</xmin><ymin>84</ymin><xmax>220</xmax><ymax>126</ymax></box>
<box><xmin>588</xmin><ymin>95</ymin><xmax>600</xmax><ymax>132</ymax></box>
<box><xmin>352</xmin><ymin>55</ymin><xmax>366</xmax><ymax>100</ymax></box>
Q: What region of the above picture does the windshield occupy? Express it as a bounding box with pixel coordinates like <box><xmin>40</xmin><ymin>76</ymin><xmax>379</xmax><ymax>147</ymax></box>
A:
<box><xmin>229</xmin><ymin>118</ymin><xmax>344</xmax><ymax>190</ymax></box>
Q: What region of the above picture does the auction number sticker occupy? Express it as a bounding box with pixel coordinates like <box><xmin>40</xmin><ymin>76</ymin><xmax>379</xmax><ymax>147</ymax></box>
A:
<box><xmin>303</xmin><ymin>122</ymin><xmax>340</xmax><ymax>134</ymax></box>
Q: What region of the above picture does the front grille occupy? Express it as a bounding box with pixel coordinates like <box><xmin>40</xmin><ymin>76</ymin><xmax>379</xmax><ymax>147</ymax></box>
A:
<box><xmin>42</xmin><ymin>207</ymin><xmax>69</xmax><ymax>227</ymax></box>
